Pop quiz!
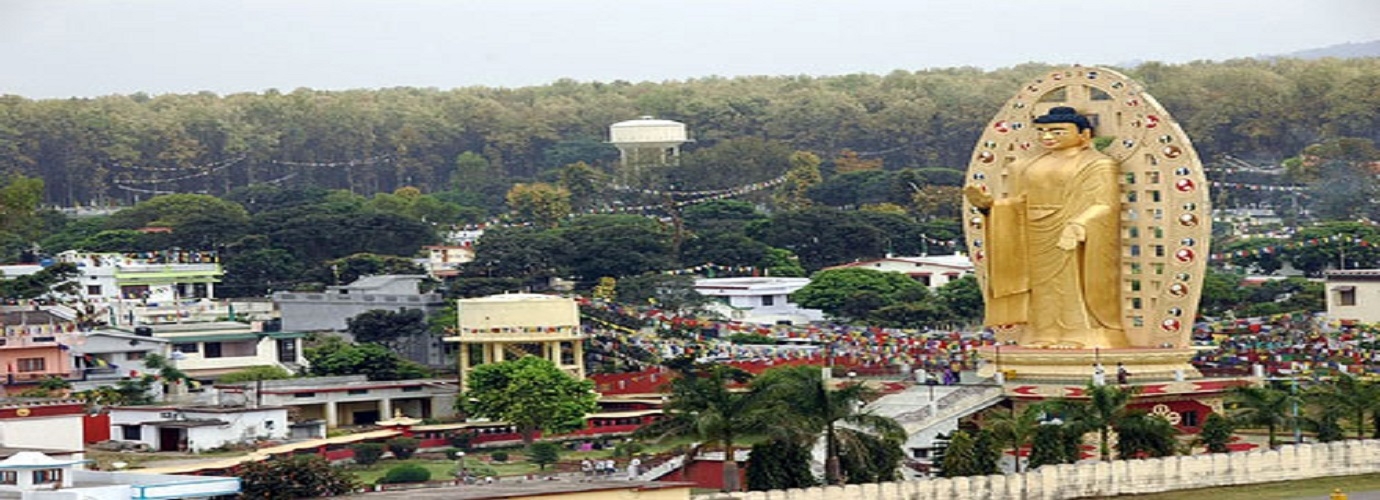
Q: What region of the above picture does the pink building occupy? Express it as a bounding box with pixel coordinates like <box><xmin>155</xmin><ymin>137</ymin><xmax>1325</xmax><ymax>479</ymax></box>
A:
<box><xmin>0</xmin><ymin>311</ymin><xmax>77</xmax><ymax>389</ymax></box>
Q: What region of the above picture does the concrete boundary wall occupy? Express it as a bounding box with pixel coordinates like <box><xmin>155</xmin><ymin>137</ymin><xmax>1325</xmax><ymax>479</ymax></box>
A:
<box><xmin>695</xmin><ymin>439</ymin><xmax>1380</xmax><ymax>500</ymax></box>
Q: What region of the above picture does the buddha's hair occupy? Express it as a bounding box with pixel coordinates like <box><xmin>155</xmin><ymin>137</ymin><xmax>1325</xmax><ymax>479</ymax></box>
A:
<box><xmin>1033</xmin><ymin>106</ymin><xmax>1093</xmax><ymax>133</ymax></box>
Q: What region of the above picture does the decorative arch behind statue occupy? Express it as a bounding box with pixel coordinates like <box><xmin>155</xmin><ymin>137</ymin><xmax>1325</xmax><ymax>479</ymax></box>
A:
<box><xmin>962</xmin><ymin>66</ymin><xmax>1210</xmax><ymax>350</ymax></box>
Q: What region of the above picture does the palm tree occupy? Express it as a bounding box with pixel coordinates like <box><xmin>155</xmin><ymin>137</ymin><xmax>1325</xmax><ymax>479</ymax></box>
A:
<box><xmin>637</xmin><ymin>363</ymin><xmax>771</xmax><ymax>492</ymax></box>
<box><xmin>1113</xmin><ymin>412</ymin><xmax>1179</xmax><ymax>459</ymax></box>
<box><xmin>984</xmin><ymin>404</ymin><xmax>1044</xmax><ymax>472</ymax></box>
<box><xmin>1231</xmin><ymin>384</ymin><xmax>1302</xmax><ymax>449</ymax></box>
<box><xmin>751</xmin><ymin>365</ymin><xmax>905</xmax><ymax>485</ymax></box>
<box><xmin>1054</xmin><ymin>383</ymin><xmax>1138</xmax><ymax>461</ymax></box>
<box><xmin>1309</xmin><ymin>374</ymin><xmax>1380</xmax><ymax>439</ymax></box>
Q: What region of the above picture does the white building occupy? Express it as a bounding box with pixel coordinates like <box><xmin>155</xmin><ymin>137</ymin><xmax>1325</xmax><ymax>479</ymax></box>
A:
<box><xmin>0</xmin><ymin>401</ymin><xmax>240</xmax><ymax>499</ymax></box>
<box><xmin>118</xmin><ymin>322</ymin><xmax>306</xmax><ymax>382</ymax></box>
<box><xmin>693</xmin><ymin>277</ymin><xmax>824</xmax><ymax>325</ymax></box>
<box><xmin>0</xmin><ymin>452</ymin><xmax>240</xmax><ymax>499</ymax></box>
<box><xmin>213</xmin><ymin>375</ymin><xmax>458</xmax><ymax>429</ymax></box>
<box><xmin>53</xmin><ymin>250</ymin><xmax>222</xmax><ymax>303</ymax></box>
<box><xmin>422</xmin><ymin>245</ymin><xmax>475</xmax><ymax>279</ymax></box>
<box><xmin>108</xmin><ymin>405</ymin><xmax>289</xmax><ymax>453</ymax></box>
<box><xmin>824</xmin><ymin>254</ymin><xmax>975</xmax><ymax>288</ymax></box>
<box><xmin>1326</xmin><ymin>269</ymin><xmax>1380</xmax><ymax>324</ymax></box>
<box><xmin>70</xmin><ymin>330</ymin><xmax>170</xmax><ymax>393</ymax></box>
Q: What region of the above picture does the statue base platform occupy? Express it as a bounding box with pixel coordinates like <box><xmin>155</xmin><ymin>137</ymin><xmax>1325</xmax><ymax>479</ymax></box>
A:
<box><xmin>975</xmin><ymin>346</ymin><xmax>1201</xmax><ymax>383</ymax></box>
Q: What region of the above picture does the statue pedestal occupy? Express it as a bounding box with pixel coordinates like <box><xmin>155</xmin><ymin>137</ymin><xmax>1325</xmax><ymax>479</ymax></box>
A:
<box><xmin>976</xmin><ymin>346</ymin><xmax>1201</xmax><ymax>382</ymax></box>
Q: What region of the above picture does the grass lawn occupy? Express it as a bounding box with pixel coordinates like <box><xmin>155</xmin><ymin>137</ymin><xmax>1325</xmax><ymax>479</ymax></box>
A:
<box><xmin>350</xmin><ymin>458</ymin><xmax>565</xmax><ymax>484</ymax></box>
<box><xmin>349</xmin><ymin>436</ymin><xmax>717</xmax><ymax>485</ymax></box>
<box><xmin>1110</xmin><ymin>473</ymin><xmax>1380</xmax><ymax>499</ymax></box>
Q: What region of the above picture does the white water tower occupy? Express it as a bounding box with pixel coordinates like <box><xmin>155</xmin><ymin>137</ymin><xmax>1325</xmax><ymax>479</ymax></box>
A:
<box><xmin>609</xmin><ymin>116</ymin><xmax>690</xmax><ymax>170</ymax></box>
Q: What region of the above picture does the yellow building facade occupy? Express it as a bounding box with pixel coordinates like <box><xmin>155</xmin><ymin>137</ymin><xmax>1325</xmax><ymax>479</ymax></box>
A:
<box><xmin>445</xmin><ymin>293</ymin><xmax>585</xmax><ymax>391</ymax></box>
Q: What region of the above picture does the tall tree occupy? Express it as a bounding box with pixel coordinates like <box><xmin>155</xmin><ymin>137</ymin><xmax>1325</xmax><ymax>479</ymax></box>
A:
<box><xmin>938</xmin><ymin>430</ymin><xmax>982</xmax><ymax>478</ymax></box>
<box><xmin>305</xmin><ymin>335</ymin><xmax>430</xmax><ymax>381</ymax></box>
<box><xmin>638</xmin><ymin>364</ymin><xmax>769</xmax><ymax>492</ymax></box>
<box><xmin>752</xmin><ymin>365</ymin><xmax>905</xmax><ymax>485</ymax></box>
<box><xmin>1113</xmin><ymin>413</ymin><xmax>1180</xmax><ymax>459</ymax></box>
<box><xmin>745</xmin><ymin>438</ymin><xmax>816</xmax><ymax>491</ymax></box>
<box><xmin>1054</xmin><ymin>383</ymin><xmax>1138</xmax><ymax>461</ymax></box>
<box><xmin>773</xmin><ymin>151</ymin><xmax>823</xmax><ymax>211</ymax></box>
<box><xmin>985</xmin><ymin>404</ymin><xmax>1044</xmax><ymax>473</ymax></box>
<box><xmin>1308</xmin><ymin>374</ymin><xmax>1380</xmax><ymax>439</ymax></box>
<box><xmin>0</xmin><ymin>174</ymin><xmax>44</xmax><ymax>241</ymax></box>
<box><xmin>237</xmin><ymin>455</ymin><xmax>358</xmax><ymax>500</ymax></box>
<box><xmin>1231</xmin><ymin>384</ymin><xmax>1302</xmax><ymax>449</ymax></box>
<box><xmin>792</xmin><ymin>267</ymin><xmax>929</xmax><ymax>321</ymax></box>
<box><xmin>346</xmin><ymin>308</ymin><xmax>429</xmax><ymax>351</ymax></box>
<box><xmin>558</xmin><ymin>214</ymin><xmax>674</xmax><ymax>281</ymax></box>
<box><xmin>506</xmin><ymin>182</ymin><xmax>572</xmax><ymax>228</ymax></box>
<box><xmin>459</xmin><ymin>356</ymin><xmax>599</xmax><ymax>445</ymax></box>
<box><xmin>1027</xmin><ymin>423</ymin><xmax>1077</xmax><ymax>469</ymax></box>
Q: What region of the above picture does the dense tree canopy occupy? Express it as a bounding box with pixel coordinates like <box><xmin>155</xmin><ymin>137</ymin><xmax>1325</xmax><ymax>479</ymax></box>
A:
<box><xmin>305</xmin><ymin>336</ymin><xmax>430</xmax><ymax>381</ymax></box>
<box><xmin>458</xmin><ymin>356</ymin><xmax>599</xmax><ymax>444</ymax></box>
<box><xmin>3</xmin><ymin>59</ymin><xmax>1377</xmax><ymax>210</ymax></box>
<box><xmin>792</xmin><ymin>267</ymin><xmax>930</xmax><ymax>321</ymax></box>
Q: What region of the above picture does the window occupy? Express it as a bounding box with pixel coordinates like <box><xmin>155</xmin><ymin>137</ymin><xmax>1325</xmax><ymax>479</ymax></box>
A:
<box><xmin>87</xmin><ymin>285</ymin><xmax>102</xmax><ymax>296</ymax></box>
<box><xmin>175</xmin><ymin>343</ymin><xmax>199</xmax><ymax>354</ymax></box>
<box><xmin>294</xmin><ymin>392</ymin><xmax>317</xmax><ymax>398</ymax></box>
<box><xmin>761</xmin><ymin>295</ymin><xmax>775</xmax><ymax>307</ymax></box>
<box><xmin>126</xmin><ymin>351</ymin><xmax>146</xmax><ymax>361</ymax></box>
<box><xmin>402</xmin><ymin>386</ymin><xmax>423</xmax><ymax>392</ymax></box>
<box><xmin>1338</xmin><ymin>286</ymin><xmax>1357</xmax><ymax>306</ymax></box>
<box><xmin>347</xmin><ymin>389</ymin><xmax>369</xmax><ymax>395</ymax></box>
<box><xmin>203</xmin><ymin>342</ymin><xmax>223</xmax><ymax>358</ymax></box>
<box><xmin>0</xmin><ymin>471</ymin><xmax>14</xmax><ymax>485</ymax></box>
<box><xmin>16</xmin><ymin>358</ymin><xmax>46</xmax><ymax>373</ymax></box>
<box><xmin>121</xmin><ymin>284</ymin><xmax>150</xmax><ymax>299</ymax></box>
<box><xmin>32</xmin><ymin>469</ymin><xmax>62</xmax><ymax>484</ymax></box>
<box><xmin>1182</xmin><ymin>410</ymin><xmax>1200</xmax><ymax>427</ymax></box>
<box><xmin>122</xmin><ymin>425</ymin><xmax>142</xmax><ymax>440</ymax></box>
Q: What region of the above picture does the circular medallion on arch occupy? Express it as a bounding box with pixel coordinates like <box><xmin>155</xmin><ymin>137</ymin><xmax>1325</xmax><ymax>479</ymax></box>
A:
<box><xmin>1161</xmin><ymin>318</ymin><xmax>1182</xmax><ymax>333</ymax></box>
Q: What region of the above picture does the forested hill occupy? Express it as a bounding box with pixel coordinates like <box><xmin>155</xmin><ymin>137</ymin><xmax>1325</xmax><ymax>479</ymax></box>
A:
<box><xmin>1279</xmin><ymin>40</ymin><xmax>1380</xmax><ymax>60</ymax></box>
<box><xmin>2</xmin><ymin>58</ymin><xmax>1379</xmax><ymax>207</ymax></box>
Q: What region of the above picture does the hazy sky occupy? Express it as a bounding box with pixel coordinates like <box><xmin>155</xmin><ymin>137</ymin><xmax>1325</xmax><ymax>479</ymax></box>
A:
<box><xmin>2</xmin><ymin>0</ymin><xmax>1378</xmax><ymax>99</ymax></box>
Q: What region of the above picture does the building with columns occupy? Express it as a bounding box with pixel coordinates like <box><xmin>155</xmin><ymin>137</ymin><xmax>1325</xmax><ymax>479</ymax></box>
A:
<box><xmin>445</xmin><ymin>293</ymin><xmax>585</xmax><ymax>392</ymax></box>
<box><xmin>212</xmin><ymin>375</ymin><xmax>457</xmax><ymax>429</ymax></box>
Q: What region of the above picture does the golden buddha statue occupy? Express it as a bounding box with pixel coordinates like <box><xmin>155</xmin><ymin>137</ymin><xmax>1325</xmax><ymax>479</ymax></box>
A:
<box><xmin>964</xmin><ymin>106</ymin><xmax>1129</xmax><ymax>349</ymax></box>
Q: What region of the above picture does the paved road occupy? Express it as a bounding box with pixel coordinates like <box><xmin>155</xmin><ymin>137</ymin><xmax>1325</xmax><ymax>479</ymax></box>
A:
<box><xmin>1296</xmin><ymin>490</ymin><xmax>1380</xmax><ymax>500</ymax></box>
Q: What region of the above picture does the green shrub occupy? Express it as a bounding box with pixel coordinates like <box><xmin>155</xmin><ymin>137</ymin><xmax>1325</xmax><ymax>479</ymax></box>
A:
<box><xmin>457</xmin><ymin>463</ymin><xmax>497</xmax><ymax>478</ymax></box>
<box><xmin>727</xmin><ymin>333</ymin><xmax>778</xmax><ymax>345</ymax></box>
<box><xmin>351</xmin><ymin>443</ymin><xmax>384</xmax><ymax>465</ymax></box>
<box><xmin>218</xmin><ymin>365</ymin><xmax>293</xmax><ymax>383</ymax></box>
<box><xmin>489</xmin><ymin>451</ymin><xmax>509</xmax><ymax>463</ymax></box>
<box><xmin>444</xmin><ymin>448</ymin><xmax>464</xmax><ymax>460</ymax></box>
<box><xmin>386</xmin><ymin>437</ymin><xmax>420</xmax><ymax>459</ymax></box>
<box><xmin>379</xmin><ymin>464</ymin><xmax>431</xmax><ymax>484</ymax></box>
<box><xmin>528</xmin><ymin>442</ymin><xmax>560</xmax><ymax>470</ymax></box>
<box><xmin>613</xmin><ymin>441</ymin><xmax>645</xmax><ymax>457</ymax></box>
<box><xmin>447</xmin><ymin>431</ymin><xmax>474</xmax><ymax>450</ymax></box>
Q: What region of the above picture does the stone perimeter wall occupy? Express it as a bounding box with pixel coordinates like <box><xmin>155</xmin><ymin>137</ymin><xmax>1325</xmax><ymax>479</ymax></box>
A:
<box><xmin>696</xmin><ymin>439</ymin><xmax>1380</xmax><ymax>500</ymax></box>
